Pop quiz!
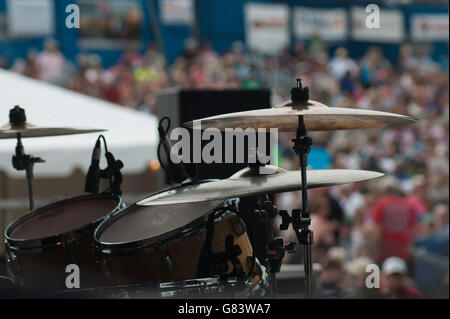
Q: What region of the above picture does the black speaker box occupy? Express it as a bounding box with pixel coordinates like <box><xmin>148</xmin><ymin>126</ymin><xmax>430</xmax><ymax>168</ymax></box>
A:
<box><xmin>155</xmin><ymin>88</ymin><xmax>273</xmax><ymax>263</ymax></box>
<box><xmin>154</xmin><ymin>88</ymin><xmax>272</xmax><ymax>180</ymax></box>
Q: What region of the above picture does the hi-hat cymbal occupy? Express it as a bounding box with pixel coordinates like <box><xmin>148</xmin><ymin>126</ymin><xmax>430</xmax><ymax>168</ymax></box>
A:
<box><xmin>0</xmin><ymin>122</ymin><xmax>105</xmax><ymax>139</ymax></box>
<box><xmin>137</xmin><ymin>166</ymin><xmax>384</xmax><ymax>206</ymax></box>
<box><xmin>183</xmin><ymin>100</ymin><xmax>417</xmax><ymax>132</ymax></box>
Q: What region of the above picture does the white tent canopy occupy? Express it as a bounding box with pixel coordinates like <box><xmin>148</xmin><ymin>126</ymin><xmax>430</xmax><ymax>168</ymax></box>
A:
<box><xmin>0</xmin><ymin>69</ymin><xmax>159</xmax><ymax>177</ymax></box>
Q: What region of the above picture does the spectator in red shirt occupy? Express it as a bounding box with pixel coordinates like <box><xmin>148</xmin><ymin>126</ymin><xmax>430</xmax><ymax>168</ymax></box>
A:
<box><xmin>382</xmin><ymin>257</ymin><xmax>423</xmax><ymax>299</ymax></box>
<box><xmin>371</xmin><ymin>178</ymin><xmax>419</xmax><ymax>263</ymax></box>
<box><xmin>406</xmin><ymin>174</ymin><xmax>428</xmax><ymax>218</ymax></box>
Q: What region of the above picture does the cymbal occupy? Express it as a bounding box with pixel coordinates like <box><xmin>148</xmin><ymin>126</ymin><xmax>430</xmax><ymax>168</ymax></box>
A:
<box><xmin>137</xmin><ymin>166</ymin><xmax>384</xmax><ymax>206</ymax></box>
<box><xmin>0</xmin><ymin>122</ymin><xmax>105</xmax><ymax>139</ymax></box>
<box><xmin>183</xmin><ymin>100</ymin><xmax>417</xmax><ymax>132</ymax></box>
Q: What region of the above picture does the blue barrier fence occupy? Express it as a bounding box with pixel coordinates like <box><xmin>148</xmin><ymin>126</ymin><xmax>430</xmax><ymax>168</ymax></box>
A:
<box><xmin>0</xmin><ymin>0</ymin><xmax>448</xmax><ymax>68</ymax></box>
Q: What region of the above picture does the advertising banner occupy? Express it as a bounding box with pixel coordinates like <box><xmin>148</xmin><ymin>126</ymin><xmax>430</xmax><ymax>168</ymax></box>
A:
<box><xmin>293</xmin><ymin>6</ymin><xmax>347</xmax><ymax>41</ymax></box>
<box><xmin>7</xmin><ymin>0</ymin><xmax>54</xmax><ymax>37</ymax></box>
<box><xmin>411</xmin><ymin>14</ymin><xmax>449</xmax><ymax>42</ymax></box>
<box><xmin>244</xmin><ymin>3</ymin><xmax>290</xmax><ymax>55</ymax></box>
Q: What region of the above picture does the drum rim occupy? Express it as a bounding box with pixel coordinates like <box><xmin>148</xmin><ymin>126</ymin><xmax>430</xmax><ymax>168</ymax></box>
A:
<box><xmin>94</xmin><ymin>180</ymin><xmax>235</xmax><ymax>254</ymax></box>
<box><xmin>5</xmin><ymin>194</ymin><xmax>124</xmax><ymax>250</ymax></box>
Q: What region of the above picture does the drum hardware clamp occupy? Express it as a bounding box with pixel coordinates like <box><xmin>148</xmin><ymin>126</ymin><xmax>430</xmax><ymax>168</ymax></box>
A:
<box><xmin>162</xmin><ymin>253</ymin><xmax>174</xmax><ymax>274</ymax></box>
<box><xmin>6</xmin><ymin>248</ymin><xmax>22</xmax><ymax>280</ymax></box>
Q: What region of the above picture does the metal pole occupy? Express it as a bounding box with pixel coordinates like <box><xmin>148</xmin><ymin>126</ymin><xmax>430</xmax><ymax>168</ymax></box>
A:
<box><xmin>17</xmin><ymin>133</ymin><xmax>33</xmax><ymax>210</ymax></box>
<box><xmin>147</xmin><ymin>0</ymin><xmax>173</xmax><ymax>85</ymax></box>
<box><xmin>299</xmin><ymin>116</ymin><xmax>312</xmax><ymax>297</ymax></box>
<box><xmin>293</xmin><ymin>115</ymin><xmax>314</xmax><ymax>298</ymax></box>
<box><xmin>192</xmin><ymin>0</ymin><xmax>201</xmax><ymax>45</ymax></box>
<box><xmin>304</xmin><ymin>241</ymin><xmax>312</xmax><ymax>295</ymax></box>
<box><xmin>13</xmin><ymin>133</ymin><xmax>43</xmax><ymax>211</ymax></box>
<box><xmin>25</xmin><ymin>168</ymin><xmax>34</xmax><ymax>211</ymax></box>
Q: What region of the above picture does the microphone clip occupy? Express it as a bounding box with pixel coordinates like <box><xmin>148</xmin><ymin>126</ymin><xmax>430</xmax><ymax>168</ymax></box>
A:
<box><xmin>100</xmin><ymin>152</ymin><xmax>124</xmax><ymax>196</ymax></box>
<box><xmin>84</xmin><ymin>135</ymin><xmax>124</xmax><ymax>196</ymax></box>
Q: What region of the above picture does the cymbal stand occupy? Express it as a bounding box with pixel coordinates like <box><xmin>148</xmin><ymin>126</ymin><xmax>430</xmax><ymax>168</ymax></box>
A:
<box><xmin>292</xmin><ymin>114</ymin><xmax>314</xmax><ymax>297</ymax></box>
<box><xmin>277</xmin><ymin>79</ymin><xmax>314</xmax><ymax>297</ymax></box>
<box><xmin>12</xmin><ymin>133</ymin><xmax>45</xmax><ymax>210</ymax></box>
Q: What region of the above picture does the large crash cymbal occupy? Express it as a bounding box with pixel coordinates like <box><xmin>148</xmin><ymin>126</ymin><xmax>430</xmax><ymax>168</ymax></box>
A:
<box><xmin>183</xmin><ymin>100</ymin><xmax>417</xmax><ymax>132</ymax></box>
<box><xmin>137</xmin><ymin>166</ymin><xmax>384</xmax><ymax>206</ymax></box>
<box><xmin>0</xmin><ymin>122</ymin><xmax>105</xmax><ymax>139</ymax></box>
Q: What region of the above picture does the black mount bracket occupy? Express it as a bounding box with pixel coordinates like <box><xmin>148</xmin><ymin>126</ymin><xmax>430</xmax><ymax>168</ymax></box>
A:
<box><xmin>279</xmin><ymin>209</ymin><xmax>314</xmax><ymax>246</ymax></box>
<box><xmin>101</xmin><ymin>151</ymin><xmax>124</xmax><ymax>196</ymax></box>
<box><xmin>253</xmin><ymin>196</ymin><xmax>297</xmax><ymax>298</ymax></box>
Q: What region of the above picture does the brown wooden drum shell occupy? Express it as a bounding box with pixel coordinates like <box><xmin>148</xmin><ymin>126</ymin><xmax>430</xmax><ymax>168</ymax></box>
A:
<box><xmin>99</xmin><ymin>232</ymin><xmax>206</xmax><ymax>285</ymax></box>
<box><xmin>5</xmin><ymin>194</ymin><xmax>124</xmax><ymax>292</ymax></box>
<box><xmin>97</xmin><ymin>211</ymin><xmax>255</xmax><ymax>286</ymax></box>
<box><xmin>6</xmin><ymin>235</ymin><xmax>101</xmax><ymax>291</ymax></box>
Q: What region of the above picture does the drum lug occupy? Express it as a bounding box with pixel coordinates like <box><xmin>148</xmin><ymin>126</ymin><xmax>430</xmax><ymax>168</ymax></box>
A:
<box><xmin>100</xmin><ymin>258</ymin><xmax>112</xmax><ymax>277</ymax></box>
<box><xmin>5</xmin><ymin>247</ymin><xmax>22</xmax><ymax>285</ymax></box>
<box><xmin>213</xmin><ymin>234</ymin><xmax>244</xmax><ymax>277</ymax></box>
<box><xmin>93</xmin><ymin>245</ymin><xmax>112</xmax><ymax>276</ymax></box>
<box><xmin>162</xmin><ymin>253</ymin><xmax>174</xmax><ymax>274</ymax></box>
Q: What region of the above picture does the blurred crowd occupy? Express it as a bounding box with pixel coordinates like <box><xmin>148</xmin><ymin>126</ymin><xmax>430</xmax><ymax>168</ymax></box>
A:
<box><xmin>1</xmin><ymin>36</ymin><xmax>448</xmax><ymax>299</ymax></box>
<box><xmin>271</xmin><ymin>40</ymin><xmax>448</xmax><ymax>299</ymax></box>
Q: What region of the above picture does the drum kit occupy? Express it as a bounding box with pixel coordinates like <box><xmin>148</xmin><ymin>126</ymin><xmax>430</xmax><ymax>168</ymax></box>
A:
<box><xmin>1</xmin><ymin>80</ymin><xmax>417</xmax><ymax>299</ymax></box>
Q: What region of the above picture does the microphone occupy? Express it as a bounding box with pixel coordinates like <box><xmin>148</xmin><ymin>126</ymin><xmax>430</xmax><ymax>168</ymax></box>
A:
<box><xmin>84</xmin><ymin>138</ymin><xmax>101</xmax><ymax>194</ymax></box>
<box><xmin>158</xmin><ymin>118</ymin><xmax>189</xmax><ymax>183</ymax></box>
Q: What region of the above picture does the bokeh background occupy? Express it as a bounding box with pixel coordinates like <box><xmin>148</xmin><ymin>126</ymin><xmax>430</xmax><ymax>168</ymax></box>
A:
<box><xmin>0</xmin><ymin>0</ymin><xmax>448</xmax><ymax>298</ymax></box>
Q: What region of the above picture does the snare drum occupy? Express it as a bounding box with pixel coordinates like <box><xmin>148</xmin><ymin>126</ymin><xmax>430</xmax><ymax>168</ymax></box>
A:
<box><xmin>94</xmin><ymin>185</ymin><xmax>260</xmax><ymax>291</ymax></box>
<box><xmin>5</xmin><ymin>194</ymin><xmax>124</xmax><ymax>292</ymax></box>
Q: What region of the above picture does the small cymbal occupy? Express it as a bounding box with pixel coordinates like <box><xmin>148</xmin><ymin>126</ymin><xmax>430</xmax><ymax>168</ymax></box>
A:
<box><xmin>0</xmin><ymin>122</ymin><xmax>105</xmax><ymax>139</ymax></box>
<box><xmin>137</xmin><ymin>166</ymin><xmax>384</xmax><ymax>206</ymax></box>
<box><xmin>183</xmin><ymin>100</ymin><xmax>417</xmax><ymax>132</ymax></box>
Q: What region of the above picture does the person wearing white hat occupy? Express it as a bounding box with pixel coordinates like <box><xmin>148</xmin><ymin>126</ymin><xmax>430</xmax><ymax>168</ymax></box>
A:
<box><xmin>382</xmin><ymin>257</ymin><xmax>423</xmax><ymax>299</ymax></box>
